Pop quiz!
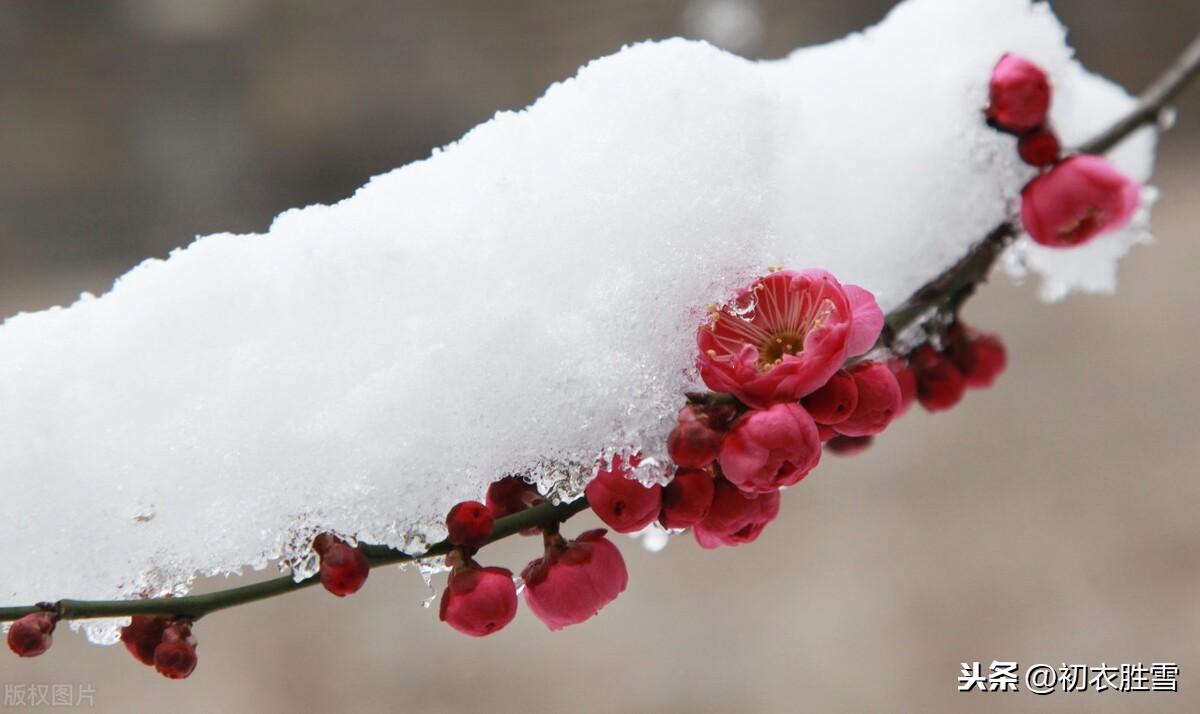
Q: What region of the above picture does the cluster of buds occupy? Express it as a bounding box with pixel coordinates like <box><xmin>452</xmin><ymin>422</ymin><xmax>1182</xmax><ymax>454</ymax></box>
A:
<box><xmin>120</xmin><ymin>616</ymin><xmax>198</xmax><ymax>680</ymax></box>
<box><xmin>313</xmin><ymin>533</ymin><xmax>371</xmax><ymax>597</ymax></box>
<box><xmin>7</xmin><ymin>602</ymin><xmax>199</xmax><ymax>680</ymax></box>
<box><xmin>897</xmin><ymin>322</ymin><xmax>1007</xmax><ymax>415</ymax></box>
<box><xmin>986</xmin><ymin>53</ymin><xmax>1141</xmax><ymax>248</ymax></box>
<box><xmin>602</xmin><ymin>269</ymin><xmax>900</xmax><ymax>547</ymax></box>
<box><xmin>438</xmin><ymin>484</ymin><xmax>628</xmax><ymax>635</ymax></box>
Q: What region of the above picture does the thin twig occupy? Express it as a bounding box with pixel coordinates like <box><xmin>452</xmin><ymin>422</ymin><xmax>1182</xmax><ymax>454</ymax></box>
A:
<box><xmin>1077</xmin><ymin>32</ymin><xmax>1200</xmax><ymax>156</ymax></box>
<box><xmin>0</xmin><ymin>498</ymin><xmax>589</xmax><ymax>623</ymax></box>
<box><xmin>884</xmin><ymin>32</ymin><xmax>1200</xmax><ymax>345</ymax></box>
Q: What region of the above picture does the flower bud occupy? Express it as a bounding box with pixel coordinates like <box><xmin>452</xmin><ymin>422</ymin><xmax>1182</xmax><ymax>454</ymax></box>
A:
<box><xmin>834</xmin><ymin>361</ymin><xmax>901</xmax><ymax>437</ymax></box>
<box><xmin>446</xmin><ymin>501</ymin><xmax>494</xmax><ymax>549</ymax></box>
<box><xmin>522</xmin><ymin>529</ymin><xmax>628</xmax><ymax>631</ymax></box>
<box><xmin>439</xmin><ymin>565</ymin><xmax>518</xmax><ymax>637</ymax></box>
<box><xmin>6</xmin><ymin>612</ymin><xmax>56</xmax><ymax>658</ymax></box>
<box><xmin>911</xmin><ymin>345</ymin><xmax>966</xmax><ymax>412</ymax></box>
<box><xmin>121</xmin><ymin>615</ymin><xmax>169</xmax><ymax>666</ymax></box>
<box><xmin>694</xmin><ymin>478</ymin><xmax>781</xmax><ymax>549</ymax></box>
<box><xmin>658</xmin><ymin>468</ymin><xmax>715</xmax><ymax>529</ymax></box>
<box><xmin>153</xmin><ymin>623</ymin><xmax>197</xmax><ymax>680</ymax></box>
<box><xmin>316</xmin><ymin>535</ymin><xmax>370</xmax><ymax>597</ymax></box>
<box><xmin>584</xmin><ymin>455</ymin><xmax>662</xmax><ymax>533</ymax></box>
<box><xmin>986</xmin><ymin>53</ymin><xmax>1051</xmax><ymax>133</ymax></box>
<box><xmin>718</xmin><ymin>402</ymin><xmax>820</xmax><ymax>494</ymax></box>
<box><xmin>801</xmin><ymin>369</ymin><xmax>859</xmax><ymax>425</ymax></box>
<box><xmin>485</xmin><ymin>476</ymin><xmax>544</xmax><ymax>519</ymax></box>
<box><xmin>1020</xmin><ymin>155</ymin><xmax>1140</xmax><ymax>248</ymax></box>
<box><xmin>946</xmin><ymin>324</ymin><xmax>1008</xmax><ymax>390</ymax></box>
<box><xmin>668</xmin><ymin>407</ymin><xmax>725</xmax><ymax>468</ymax></box>
<box><xmin>1017</xmin><ymin>126</ymin><xmax>1060</xmax><ymax>167</ymax></box>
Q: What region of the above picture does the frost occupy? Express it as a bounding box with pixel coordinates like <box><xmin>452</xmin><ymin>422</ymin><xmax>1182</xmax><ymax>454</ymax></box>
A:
<box><xmin>0</xmin><ymin>0</ymin><xmax>1158</xmax><ymax>613</ymax></box>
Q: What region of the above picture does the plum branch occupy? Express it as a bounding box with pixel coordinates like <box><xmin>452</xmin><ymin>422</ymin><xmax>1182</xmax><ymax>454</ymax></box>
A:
<box><xmin>0</xmin><ymin>498</ymin><xmax>589</xmax><ymax>623</ymax></box>
<box><xmin>1</xmin><ymin>31</ymin><xmax>1197</xmax><ymax>628</ymax></box>
<box><xmin>883</xmin><ymin>31</ymin><xmax>1200</xmax><ymax>345</ymax></box>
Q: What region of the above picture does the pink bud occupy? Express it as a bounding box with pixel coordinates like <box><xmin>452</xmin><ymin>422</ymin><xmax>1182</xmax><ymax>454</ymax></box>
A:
<box><xmin>659</xmin><ymin>468</ymin><xmax>715</xmax><ymax>529</ymax></box>
<box><xmin>446</xmin><ymin>501</ymin><xmax>494</xmax><ymax>549</ymax></box>
<box><xmin>1020</xmin><ymin>155</ymin><xmax>1140</xmax><ymax>248</ymax></box>
<box><xmin>1017</xmin><ymin>126</ymin><xmax>1061</xmax><ymax>167</ymax></box>
<box><xmin>693</xmin><ymin>478</ymin><xmax>781</xmax><ymax>549</ymax></box>
<box><xmin>154</xmin><ymin>623</ymin><xmax>198</xmax><ymax>680</ymax></box>
<box><xmin>834</xmin><ymin>361</ymin><xmax>901</xmax><ymax>437</ymax></box>
<box><xmin>986</xmin><ymin>53</ymin><xmax>1051</xmax><ymax>133</ymax></box>
<box><xmin>584</xmin><ymin>454</ymin><xmax>663</xmax><ymax>533</ymax></box>
<box><xmin>439</xmin><ymin>565</ymin><xmax>518</xmax><ymax>637</ymax></box>
<box><xmin>801</xmin><ymin>369</ymin><xmax>859</xmax><ymax>425</ymax></box>
<box><xmin>315</xmin><ymin>535</ymin><xmax>370</xmax><ymax>597</ymax></box>
<box><xmin>667</xmin><ymin>408</ymin><xmax>725</xmax><ymax>468</ymax></box>
<box><xmin>121</xmin><ymin>615</ymin><xmax>169</xmax><ymax>666</ymax></box>
<box><xmin>717</xmin><ymin>402</ymin><xmax>820</xmax><ymax>494</ymax></box>
<box><xmin>6</xmin><ymin>612</ymin><xmax>56</xmax><ymax>658</ymax></box>
<box><xmin>522</xmin><ymin>529</ymin><xmax>628</xmax><ymax>631</ymax></box>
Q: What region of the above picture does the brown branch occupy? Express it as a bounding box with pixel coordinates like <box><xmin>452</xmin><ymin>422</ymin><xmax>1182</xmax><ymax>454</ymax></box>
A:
<box><xmin>1077</xmin><ymin>32</ymin><xmax>1200</xmax><ymax>156</ymax></box>
<box><xmin>884</xmin><ymin>31</ymin><xmax>1200</xmax><ymax>346</ymax></box>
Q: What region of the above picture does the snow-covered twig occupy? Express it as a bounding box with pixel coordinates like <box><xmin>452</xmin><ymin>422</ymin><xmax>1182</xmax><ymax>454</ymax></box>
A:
<box><xmin>883</xmin><ymin>31</ymin><xmax>1200</xmax><ymax>344</ymax></box>
<box><xmin>0</xmin><ymin>499</ymin><xmax>589</xmax><ymax>622</ymax></box>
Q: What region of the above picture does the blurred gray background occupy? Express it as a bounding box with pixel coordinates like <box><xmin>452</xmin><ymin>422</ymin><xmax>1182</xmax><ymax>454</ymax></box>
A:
<box><xmin>2</xmin><ymin>1</ymin><xmax>1198</xmax><ymax>712</ymax></box>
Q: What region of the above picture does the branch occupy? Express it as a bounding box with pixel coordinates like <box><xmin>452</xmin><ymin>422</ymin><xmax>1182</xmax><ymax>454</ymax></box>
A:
<box><xmin>1077</xmin><ymin>33</ymin><xmax>1200</xmax><ymax>156</ymax></box>
<box><xmin>2</xmin><ymin>32</ymin><xmax>1198</xmax><ymax>628</ymax></box>
<box><xmin>0</xmin><ymin>498</ymin><xmax>589</xmax><ymax>623</ymax></box>
<box><xmin>884</xmin><ymin>31</ymin><xmax>1200</xmax><ymax>345</ymax></box>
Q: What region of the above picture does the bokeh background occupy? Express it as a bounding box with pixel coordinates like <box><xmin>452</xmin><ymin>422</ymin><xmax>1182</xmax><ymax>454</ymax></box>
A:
<box><xmin>2</xmin><ymin>1</ymin><xmax>1198</xmax><ymax>712</ymax></box>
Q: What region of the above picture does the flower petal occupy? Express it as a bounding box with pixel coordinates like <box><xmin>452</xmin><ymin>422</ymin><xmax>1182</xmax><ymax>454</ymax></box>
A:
<box><xmin>844</xmin><ymin>284</ymin><xmax>884</xmax><ymax>356</ymax></box>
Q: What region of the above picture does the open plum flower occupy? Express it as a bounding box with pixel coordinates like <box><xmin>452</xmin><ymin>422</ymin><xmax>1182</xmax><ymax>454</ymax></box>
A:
<box><xmin>697</xmin><ymin>269</ymin><xmax>884</xmax><ymax>409</ymax></box>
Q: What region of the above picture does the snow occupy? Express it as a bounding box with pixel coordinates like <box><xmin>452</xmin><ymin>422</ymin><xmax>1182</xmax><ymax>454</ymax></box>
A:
<box><xmin>0</xmin><ymin>0</ymin><xmax>1157</xmax><ymax>623</ymax></box>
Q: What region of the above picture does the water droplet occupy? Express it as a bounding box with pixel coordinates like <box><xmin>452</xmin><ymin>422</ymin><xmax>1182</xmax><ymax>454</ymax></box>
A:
<box><xmin>638</xmin><ymin>526</ymin><xmax>671</xmax><ymax>553</ymax></box>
